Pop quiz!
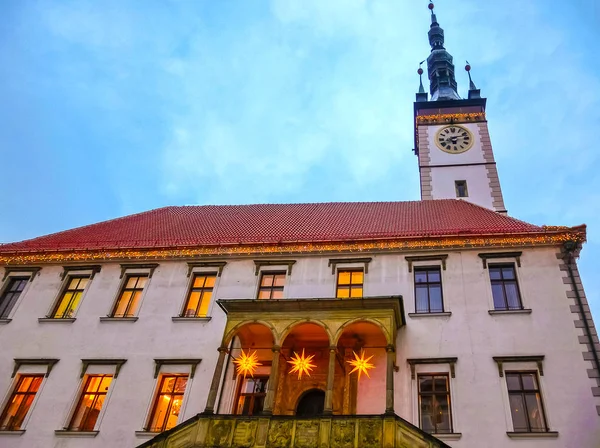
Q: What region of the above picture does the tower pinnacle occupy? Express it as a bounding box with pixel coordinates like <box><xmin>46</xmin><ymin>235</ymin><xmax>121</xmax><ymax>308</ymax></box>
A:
<box><xmin>425</xmin><ymin>2</ymin><xmax>460</xmax><ymax>101</ymax></box>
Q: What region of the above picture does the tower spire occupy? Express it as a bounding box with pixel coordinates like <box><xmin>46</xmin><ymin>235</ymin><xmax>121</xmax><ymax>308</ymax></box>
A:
<box><xmin>425</xmin><ymin>2</ymin><xmax>460</xmax><ymax>101</ymax></box>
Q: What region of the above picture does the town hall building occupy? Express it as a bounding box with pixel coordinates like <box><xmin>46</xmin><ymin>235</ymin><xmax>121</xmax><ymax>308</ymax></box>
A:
<box><xmin>0</xmin><ymin>3</ymin><xmax>598</xmax><ymax>447</ymax></box>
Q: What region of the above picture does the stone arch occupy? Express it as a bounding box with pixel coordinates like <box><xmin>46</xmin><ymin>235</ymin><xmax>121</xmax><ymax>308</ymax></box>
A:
<box><xmin>277</xmin><ymin>319</ymin><xmax>333</xmax><ymax>346</ymax></box>
<box><xmin>333</xmin><ymin>317</ymin><xmax>391</xmax><ymax>346</ymax></box>
<box><xmin>222</xmin><ymin>319</ymin><xmax>277</xmax><ymax>347</ymax></box>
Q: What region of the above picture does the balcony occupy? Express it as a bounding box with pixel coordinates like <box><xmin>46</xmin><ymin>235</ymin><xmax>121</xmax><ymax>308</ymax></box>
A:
<box><xmin>137</xmin><ymin>413</ymin><xmax>451</xmax><ymax>448</ymax></box>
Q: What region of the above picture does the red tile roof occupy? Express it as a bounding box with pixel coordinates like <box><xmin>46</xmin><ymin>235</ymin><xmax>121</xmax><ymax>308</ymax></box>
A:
<box><xmin>0</xmin><ymin>200</ymin><xmax>543</xmax><ymax>253</ymax></box>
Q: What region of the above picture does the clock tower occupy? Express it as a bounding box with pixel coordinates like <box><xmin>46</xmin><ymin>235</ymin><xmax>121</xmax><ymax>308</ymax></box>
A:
<box><xmin>414</xmin><ymin>2</ymin><xmax>507</xmax><ymax>214</ymax></box>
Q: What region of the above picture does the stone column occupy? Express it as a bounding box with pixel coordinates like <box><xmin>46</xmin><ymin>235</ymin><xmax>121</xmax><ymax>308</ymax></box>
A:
<box><xmin>324</xmin><ymin>346</ymin><xmax>337</xmax><ymax>415</ymax></box>
<box><xmin>262</xmin><ymin>345</ymin><xmax>281</xmax><ymax>415</ymax></box>
<box><xmin>385</xmin><ymin>344</ymin><xmax>396</xmax><ymax>415</ymax></box>
<box><xmin>203</xmin><ymin>346</ymin><xmax>228</xmax><ymax>414</ymax></box>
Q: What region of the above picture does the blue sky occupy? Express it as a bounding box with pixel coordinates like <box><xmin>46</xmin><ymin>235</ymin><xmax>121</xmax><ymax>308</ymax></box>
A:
<box><xmin>1</xmin><ymin>0</ymin><xmax>599</xmax><ymax>317</ymax></box>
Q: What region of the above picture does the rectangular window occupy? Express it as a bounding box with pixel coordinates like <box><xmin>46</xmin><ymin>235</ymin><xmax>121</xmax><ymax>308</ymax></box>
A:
<box><xmin>0</xmin><ymin>375</ymin><xmax>44</xmax><ymax>431</ymax></box>
<box><xmin>0</xmin><ymin>277</ymin><xmax>28</xmax><ymax>318</ymax></box>
<box><xmin>257</xmin><ymin>272</ymin><xmax>285</xmax><ymax>299</ymax></box>
<box><xmin>68</xmin><ymin>374</ymin><xmax>113</xmax><ymax>431</ymax></box>
<box><xmin>506</xmin><ymin>372</ymin><xmax>548</xmax><ymax>432</ymax></box>
<box><xmin>181</xmin><ymin>274</ymin><xmax>215</xmax><ymax>317</ymax></box>
<box><xmin>455</xmin><ymin>180</ymin><xmax>468</xmax><ymax>198</ymax></box>
<box><xmin>336</xmin><ymin>270</ymin><xmax>364</xmax><ymax>298</ymax></box>
<box><xmin>418</xmin><ymin>374</ymin><xmax>452</xmax><ymax>434</ymax></box>
<box><xmin>147</xmin><ymin>375</ymin><xmax>188</xmax><ymax>432</ymax></box>
<box><xmin>489</xmin><ymin>264</ymin><xmax>522</xmax><ymax>310</ymax></box>
<box><xmin>414</xmin><ymin>267</ymin><xmax>443</xmax><ymax>313</ymax></box>
<box><xmin>52</xmin><ymin>276</ymin><xmax>90</xmax><ymax>318</ymax></box>
<box><xmin>111</xmin><ymin>275</ymin><xmax>148</xmax><ymax>317</ymax></box>
<box><xmin>235</xmin><ymin>377</ymin><xmax>268</xmax><ymax>416</ymax></box>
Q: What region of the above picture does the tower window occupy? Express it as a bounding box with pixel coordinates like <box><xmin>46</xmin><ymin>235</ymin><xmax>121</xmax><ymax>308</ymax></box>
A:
<box><xmin>455</xmin><ymin>181</ymin><xmax>468</xmax><ymax>198</ymax></box>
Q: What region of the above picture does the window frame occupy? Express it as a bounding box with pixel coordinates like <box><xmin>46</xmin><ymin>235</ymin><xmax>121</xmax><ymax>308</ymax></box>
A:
<box><xmin>234</xmin><ymin>375</ymin><xmax>269</xmax><ymax>416</ymax></box>
<box><xmin>179</xmin><ymin>272</ymin><xmax>218</xmax><ymax>318</ymax></box>
<box><xmin>417</xmin><ymin>373</ymin><xmax>454</xmax><ymax>434</ymax></box>
<box><xmin>0</xmin><ymin>276</ymin><xmax>31</xmax><ymax>320</ymax></box>
<box><xmin>413</xmin><ymin>266</ymin><xmax>444</xmax><ymax>313</ymax></box>
<box><xmin>49</xmin><ymin>275</ymin><xmax>91</xmax><ymax>319</ymax></box>
<box><xmin>109</xmin><ymin>274</ymin><xmax>149</xmax><ymax>318</ymax></box>
<box><xmin>0</xmin><ymin>374</ymin><xmax>45</xmax><ymax>431</ymax></box>
<box><xmin>335</xmin><ymin>268</ymin><xmax>364</xmax><ymax>299</ymax></box>
<box><xmin>505</xmin><ymin>370</ymin><xmax>549</xmax><ymax>433</ymax></box>
<box><xmin>256</xmin><ymin>271</ymin><xmax>286</xmax><ymax>300</ymax></box>
<box><xmin>146</xmin><ymin>374</ymin><xmax>190</xmax><ymax>433</ymax></box>
<box><xmin>454</xmin><ymin>180</ymin><xmax>468</xmax><ymax>198</ymax></box>
<box><xmin>67</xmin><ymin>374</ymin><xmax>113</xmax><ymax>432</ymax></box>
<box><xmin>488</xmin><ymin>263</ymin><xmax>524</xmax><ymax>311</ymax></box>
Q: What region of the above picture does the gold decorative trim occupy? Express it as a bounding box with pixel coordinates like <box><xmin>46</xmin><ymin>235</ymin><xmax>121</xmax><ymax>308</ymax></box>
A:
<box><xmin>0</xmin><ymin>228</ymin><xmax>586</xmax><ymax>266</ymax></box>
<box><xmin>416</xmin><ymin>112</ymin><xmax>486</xmax><ymax>125</ymax></box>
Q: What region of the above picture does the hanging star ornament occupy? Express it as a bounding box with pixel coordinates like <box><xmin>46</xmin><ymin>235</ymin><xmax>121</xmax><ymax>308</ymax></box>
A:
<box><xmin>347</xmin><ymin>350</ymin><xmax>375</xmax><ymax>380</ymax></box>
<box><xmin>233</xmin><ymin>349</ymin><xmax>262</xmax><ymax>378</ymax></box>
<box><xmin>287</xmin><ymin>349</ymin><xmax>317</xmax><ymax>380</ymax></box>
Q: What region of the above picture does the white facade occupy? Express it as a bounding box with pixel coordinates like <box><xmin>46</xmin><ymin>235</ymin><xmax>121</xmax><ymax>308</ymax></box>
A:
<box><xmin>0</xmin><ymin>247</ymin><xmax>598</xmax><ymax>447</ymax></box>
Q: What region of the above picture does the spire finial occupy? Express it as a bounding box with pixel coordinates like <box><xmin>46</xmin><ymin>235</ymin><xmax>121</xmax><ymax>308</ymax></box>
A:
<box><xmin>465</xmin><ymin>61</ymin><xmax>481</xmax><ymax>99</ymax></box>
<box><xmin>418</xmin><ymin>61</ymin><xmax>425</xmax><ymax>93</ymax></box>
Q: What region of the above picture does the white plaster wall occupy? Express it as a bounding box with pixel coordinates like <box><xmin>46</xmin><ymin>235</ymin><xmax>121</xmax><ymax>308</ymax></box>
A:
<box><xmin>430</xmin><ymin>165</ymin><xmax>494</xmax><ymax>210</ymax></box>
<box><xmin>0</xmin><ymin>249</ymin><xmax>598</xmax><ymax>447</ymax></box>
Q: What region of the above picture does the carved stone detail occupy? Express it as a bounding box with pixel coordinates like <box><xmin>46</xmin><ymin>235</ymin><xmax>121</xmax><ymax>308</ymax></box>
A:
<box><xmin>358</xmin><ymin>419</ymin><xmax>382</xmax><ymax>448</ymax></box>
<box><xmin>295</xmin><ymin>420</ymin><xmax>319</xmax><ymax>448</ymax></box>
<box><xmin>266</xmin><ymin>420</ymin><xmax>293</xmax><ymax>448</ymax></box>
<box><xmin>330</xmin><ymin>420</ymin><xmax>354</xmax><ymax>448</ymax></box>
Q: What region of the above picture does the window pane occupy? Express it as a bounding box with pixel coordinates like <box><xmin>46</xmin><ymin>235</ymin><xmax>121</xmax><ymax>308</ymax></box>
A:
<box><xmin>258</xmin><ymin>290</ymin><xmax>271</xmax><ymax>299</ymax></box>
<box><xmin>0</xmin><ymin>375</ymin><xmax>44</xmax><ymax>431</ymax></box>
<box><xmin>419</xmin><ymin>377</ymin><xmax>433</xmax><ymax>393</ymax></box>
<box><xmin>427</xmin><ymin>269</ymin><xmax>441</xmax><ymax>283</ymax></box>
<box><xmin>126</xmin><ymin>277</ymin><xmax>139</xmax><ymax>288</ymax></box>
<box><xmin>271</xmin><ymin>290</ymin><xmax>284</xmax><ymax>299</ymax></box>
<box><xmin>337</xmin><ymin>287</ymin><xmax>350</xmax><ymax>299</ymax></box>
<box><xmin>337</xmin><ymin>272</ymin><xmax>351</xmax><ymax>286</ymax></box>
<box><xmin>350</xmin><ymin>287</ymin><xmax>363</xmax><ymax>298</ymax></box>
<box><xmin>126</xmin><ymin>291</ymin><xmax>143</xmax><ymax>316</ymax></box>
<box><xmin>415</xmin><ymin>271</ymin><xmax>428</xmax><ymax>283</ymax></box>
<box><xmin>415</xmin><ymin>285</ymin><xmax>429</xmax><ymax>313</ymax></box>
<box><xmin>491</xmin><ymin>283</ymin><xmax>506</xmax><ymax>310</ymax></box>
<box><xmin>509</xmin><ymin>394</ymin><xmax>528</xmax><ymax>432</ymax></box>
<box><xmin>525</xmin><ymin>393</ymin><xmax>546</xmax><ymax>432</ymax></box>
<box><xmin>273</xmin><ymin>275</ymin><xmax>286</xmax><ymax>287</ymax></box>
<box><xmin>505</xmin><ymin>283</ymin><xmax>522</xmax><ymax>310</ymax></box>
<box><xmin>161</xmin><ymin>377</ymin><xmax>176</xmax><ymax>393</ymax></box>
<box><xmin>506</xmin><ymin>374</ymin><xmax>521</xmax><ymax>391</ymax></box>
<box><xmin>114</xmin><ymin>291</ymin><xmax>132</xmax><ymax>316</ymax></box>
<box><xmin>435</xmin><ymin>395</ymin><xmax>452</xmax><ymax>433</ymax></box>
<box><xmin>184</xmin><ymin>291</ymin><xmax>201</xmax><ymax>316</ymax></box>
<box><xmin>420</xmin><ymin>395</ymin><xmax>434</xmax><ymax>432</ymax></box>
<box><xmin>502</xmin><ymin>267</ymin><xmax>516</xmax><ymax>280</ymax></box>
<box><xmin>429</xmin><ymin>286</ymin><xmax>443</xmax><ymax>312</ymax></box>
<box><xmin>351</xmin><ymin>271</ymin><xmax>363</xmax><ymax>285</ymax></box>
<box><xmin>149</xmin><ymin>395</ymin><xmax>170</xmax><ymax>431</ymax></box>
<box><xmin>433</xmin><ymin>376</ymin><xmax>448</xmax><ymax>392</ymax></box>
<box><xmin>521</xmin><ymin>373</ymin><xmax>538</xmax><ymax>390</ymax></box>
<box><xmin>260</xmin><ymin>275</ymin><xmax>274</xmax><ymax>287</ymax></box>
<box><xmin>204</xmin><ymin>276</ymin><xmax>216</xmax><ymax>288</ymax></box>
<box><xmin>174</xmin><ymin>377</ymin><xmax>188</xmax><ymax>393</ymax></box>
<box><xmin>489</xmin><ymin>268</ymin><xmax>502</xmax><ymax>280</ymax></box>
<box><xmin>197</xmin><ymin>292</ymin><xmax>211</xmax><ymax>316</ymax></box>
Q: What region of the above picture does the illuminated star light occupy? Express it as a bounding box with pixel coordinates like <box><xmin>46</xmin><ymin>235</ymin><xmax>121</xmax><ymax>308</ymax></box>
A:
<box><xmin>233</xmin><ymin>349</ymin><xmax>262</xmax><ymax>378</ymax></box>
<box><xmin>347</xmin><ymin>350</ymin><xmax>375</xmax><ymax>380</ymax></box>
<box><xmin>287</xmin><ymin>349</ymin><xmax>317</xmax><ymax>380</ymax></box>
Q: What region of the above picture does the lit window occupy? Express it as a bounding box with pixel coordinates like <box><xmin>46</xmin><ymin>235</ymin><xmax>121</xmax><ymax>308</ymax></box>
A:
<box><xmin>68</xmin><ymin>375</ymin><xmax>113</xmax><ymax>431</ymax></box>
<box><xmin>0</xmin><ymin>375</ymin><xmax>44</xmax><ymax>431</ymax></box>
<box><xmin>52</xmin><ymin>276</ymin><xmax>90</xmax><ymax>318</ymax></box>
<box><xmin>489</xmin><ymin>264</ymin><xmax>523</xmax><ymax>310</ymax></box>
<box><xmin>418</xmin><ymin>374</ymin><xmax>452</xmax><ymax>434</ymax></box>
<box><xmin>0</xmin><ymin>277</ymin><xmax>28</xmax><ymax>318</ymax></box>
<box><xmin>336</xmin><ymin>270</ymin><xmax>363</xmax><ymax>298</ymax></box>
<box><xmin>414</xmin><ymin>267</ymin><xmax>444</xmax><ymax>313</ymax></box>
<box><xmin>110</xmin><ymin>275</ymin><xmax>148</xmax><ymax>317</ymax></box>
<box><xmin>257</xmin><ymin>272</ymin><xmax>285</xmax><ymax>299</ymax></box>
<box><xmin>506</xmin><ymin>372</ymin><xmax>548</xmax><ymax>432</ymax></box>
<box><xmin>147</xmin><ymin>375</ymin><xmax>188</xmax><ymax>432</ymax></box>
<box><xmin>181</xmin><ymin>274</ymin><xmax>215</xmax><ymax>317</ymax></box>
<box><xmin>235</xmin><ymin>377</ymin><xmax>268</xmax><ymax>416</ymax></box>
<box><xmin>455</xmin><ymin>180</ymin><xmax>468</xmax><ymax>198</ymax></box>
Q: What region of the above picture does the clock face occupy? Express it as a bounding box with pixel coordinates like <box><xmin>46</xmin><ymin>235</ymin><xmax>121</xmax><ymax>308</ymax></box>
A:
<box><xmin>435</xmin><ymin>125</ymin><xmax>474</xmax><ymax>154</ymax></box>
